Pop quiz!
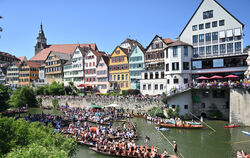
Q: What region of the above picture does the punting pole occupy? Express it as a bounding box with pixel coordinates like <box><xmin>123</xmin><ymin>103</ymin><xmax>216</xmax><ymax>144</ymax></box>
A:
<box><xmin>233</xmin><ymin>140</ymin><xmax>250</xmax><ymax>144</ymax></box>
<box><xmin>189</xmin><ymin>112</ymin><xmax>216</xmax><ymax>132</ymax></box>
<box><xmin>157</xmin><ymin>130</ymin><xmax>184</xmax><ymax>158</ymax></box>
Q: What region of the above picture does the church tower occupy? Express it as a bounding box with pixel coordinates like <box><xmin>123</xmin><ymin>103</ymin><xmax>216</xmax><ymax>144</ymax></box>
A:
<box><xmin>35</xmin><ymin>23</ymin><xmax>47</xmax><ymax>55</ymax></box>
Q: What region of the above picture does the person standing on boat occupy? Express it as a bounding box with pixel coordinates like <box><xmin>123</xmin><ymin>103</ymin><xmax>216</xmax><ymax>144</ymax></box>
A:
<box><xmin>173</xmin><ymin>141</ymin><xmax>178</xmax><ymax>157</ymax></box>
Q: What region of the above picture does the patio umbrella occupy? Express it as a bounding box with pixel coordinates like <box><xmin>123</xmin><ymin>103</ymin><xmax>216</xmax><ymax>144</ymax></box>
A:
<box><xmin>209</xmin><ymin>75</ymin><xmax>223</xmax><ymax>79</ymax></box>
<box><xmin>105</xmin><ymin>104</ymin><xmax>120</xmax><ymax>108</ymax></box>
<box><xmin>77</xmin><ymin>84</ymin><xmax>92</xmax><ymax>87</ymax></box>
<box><xmin>196</xmin><ymin>76</ymin><xmax>209</xmax><ymax>80</ymax></box>
<box><xmin>224</xmin><ymin>75</ymin><xmax>239</xmax><ymax>78</ymax></box>
<box><xmin>88</xmin><ymin>104</ymin><xmax>102</xmax><ymax>109</ymax></box>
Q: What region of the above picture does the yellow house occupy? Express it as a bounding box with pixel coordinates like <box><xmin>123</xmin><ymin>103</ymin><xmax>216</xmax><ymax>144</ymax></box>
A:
<box><xmin>109</xmin><ymin>46</ymin><xmax>130</xmax><ymax>91</ymax></box>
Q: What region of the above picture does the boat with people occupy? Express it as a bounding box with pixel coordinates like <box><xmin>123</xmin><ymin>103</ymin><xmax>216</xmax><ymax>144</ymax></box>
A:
<box><xmin>224</xmin><ymin>124</ymin><xmax>241</xmax><ymax>128</ymax></box>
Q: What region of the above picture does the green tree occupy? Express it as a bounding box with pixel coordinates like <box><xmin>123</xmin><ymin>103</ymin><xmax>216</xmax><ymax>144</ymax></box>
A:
<box><xmin>0</xmin><ymin>117</ymin><xmax>77</xmax><ymax>157</ymax></box>
<box><xmin>8</xmin><ymin>86</ymin><xmax>38</xmax><ymax>108</ymax></box>
<box><xmin>35</xmin><ymin>86</ymin><xmax>46</xmax><ymax>95</ymax></box>
<box><xmin>52</xmin><ymin>98</ymin><xmax>59</xmax><ymax>108</ymax></box>
<box><xmin>48</xmin><ymin>81</ymin><xmax>65</xmax><ymax>95</ymax></box>
<box><xmin>0</xmin><ymin>84</ymin><xmax>10</xmax><ymax>112</ymax></box>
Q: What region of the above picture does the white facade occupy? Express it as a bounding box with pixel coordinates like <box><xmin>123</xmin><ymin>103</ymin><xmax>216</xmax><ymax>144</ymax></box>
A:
<box><xmin>63</xmin><ymin>47</ymin><xmax>85</xmax><ymax>87</ymax></box>
<box><xmin>165</xmin><ymin>43</ymin><xmax>192</xmax><ymax>93</ymax></box>
<box><xmin>140</xmin><ymin>71</ymin><xmax>166</xmax><ymax>96</ymax></box>
<box><xmin>0</xmin><ymin>67</ymin><xmax>6</xmax><ymax>84</ymax></box>
<box><xmin>180</xmin><ymin>0</ymin><xmax>244</xmax><ymax>57</ymax></box>
<box><xmin>85</xmin><ymin>50</ymin><xmax>97</xmax><ymax>86</ymax></box>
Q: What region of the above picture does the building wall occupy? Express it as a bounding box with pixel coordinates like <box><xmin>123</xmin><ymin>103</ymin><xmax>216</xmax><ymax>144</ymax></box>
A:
<box><xmin>140</xmin><ymin>71</ymin><xmax>166</xmax><ymax>96</ymax></box>
<box><xmin>96</xmin><ymin>57</ymin><xmax>110</xmax><ymax>93</ymax></box>
<box><xmin>71</xmin><ymin>48</ymin><xmax>84</xmax><ymax>86</ymax></box>
<box><xmin>180</xmin><ymin>0</ymin><xmax>244</xmax><ymax>56</ymax></box>
<box><xmin>7</xmin><ymin>62</ymin><xmax>19</xmax><ymax>88</ymax></box>
<box><xmin>45</xmin><ymin>53</ymin><xmax>64</xmax><ymax>84</ymax></box>
<box><xmin>129</xmin><ymin>46</ymin><xmax>145</xmax><ymax>90</ymax></box>
<box><xmin>165</xmin><ymin>45</ymin><xmax>192</xmax><ymax>92</ymax></box>
<box><xmin>166</xmin><ymin>90</ymin><xmax>192</xmax><ymax>116</ymax></box>
<box><xmin>0</xmin><ymin>68</ymin><xmax>6</xmax><ymax>84</ymax></box>
<box><xmin>230</xmin><ymin>88</ymin><xmax>250</xmax><ymax>126</ymax></box>
<box><xmin>63</xmin><ymin>63</ymin><xmax>73</xmax><ymax>86</ymax></box>
<box><xmin>85</xmin><ymin>50</ymin><xmax>97</xmax><ymax>86</ymax></box>
<box><xmin>191</xmin><ymin>88</ymin><xmax>229</xmax><ymax>120</ymax></box>
<box><xmin>109</xmin><ymin>47</ymin><xmax>130</xmax><ymax>91</ymax></box>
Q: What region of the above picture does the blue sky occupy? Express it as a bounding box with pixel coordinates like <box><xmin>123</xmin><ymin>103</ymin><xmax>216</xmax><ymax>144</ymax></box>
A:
<box><xmin>0</xmin><ymin>0</ymin><xmax>249</xmax><ymax>59</ymax></box>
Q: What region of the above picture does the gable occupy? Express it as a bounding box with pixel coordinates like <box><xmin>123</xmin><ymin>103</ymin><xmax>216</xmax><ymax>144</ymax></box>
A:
<box><xmin>179</xmin><ymin>0</ymin><xmax>244</xmax><ymax>37</ymax></box>
<box><xmin>145</xmin><ymin>35</ymin><xmax>168</xmax><ymax>52</ymax></box>
<box><xmin>130</xmin><ymin>46</ymin><xmax>144</xmax><ymax>58</ymax></box>
<box><xmin>111</xmin><ymin>47</ymin><xmax>127</xmax><ymax>57</ymax></box>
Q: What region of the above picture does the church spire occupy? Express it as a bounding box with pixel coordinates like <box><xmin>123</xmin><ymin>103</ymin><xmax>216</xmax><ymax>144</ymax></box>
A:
<box><xmin>35</xmin><ymin>23</ymin><xmax>47</xmax><ymax>55</ymax></box>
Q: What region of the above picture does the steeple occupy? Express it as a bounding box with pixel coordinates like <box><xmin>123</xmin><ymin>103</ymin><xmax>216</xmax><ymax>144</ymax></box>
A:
<box><xmin>35</xmin><ymin>23</ymin><xmax>47</xmax><ymax>55</ymax></box>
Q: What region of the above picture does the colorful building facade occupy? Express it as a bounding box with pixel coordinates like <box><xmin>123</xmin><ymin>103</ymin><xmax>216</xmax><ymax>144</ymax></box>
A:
<box><xmin>45</xmin><ymin>51</ymin><xmax>71</xmax><ymax>84</ymax></box>
<box><xmin>6</xmin><ymin>62</ymin><xmax>20</xmax><ymax>88</ymax></box>
<box><xmin>96</xmin><ymin>55</ymin><xmax>110</xmax><ymax>93</ymax></box>
<box><xmin>129</xmin><ymin>45</ymin><xmax>145</xmax><ymax>89</ymax></box>
<box><xmin>19</xmin><ymin>61</ymin><xmax>41</xmax><ymax>87</ymax></box>
<box><xmin>109</xmin><ymin>46</ymin><xmax>130</xmax><ymax>91</ymax></box>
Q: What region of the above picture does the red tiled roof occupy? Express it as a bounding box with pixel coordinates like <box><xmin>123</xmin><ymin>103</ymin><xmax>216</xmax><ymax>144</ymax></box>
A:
<box><xmin>17</xmin><ymin>56</ymin><xmax>27</xmax><ymax>61</ymax></box>
<box><xmin>25</xmin><ymin>61</ymin><xmax>42</xmax><ymax>68</ymax></box>
<box><xmin>30</xmin><ymin>43</ymin><xmax>98</xmax><ymax>61</ymax></box>
<box><xmin>164</xmin><ymin>38</ymin><xmax>174</xmax><ymax>44</ymax></box>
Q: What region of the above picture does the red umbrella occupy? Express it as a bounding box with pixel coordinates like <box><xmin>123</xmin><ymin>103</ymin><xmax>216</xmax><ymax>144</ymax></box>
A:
<box><xmin>209</xmin><ymin>75</ymin><xmax>223</xmax><ymax>79</ymax></box>
<box><xmin>196</xmin><ymin>76</ymin><xmax>209</xmax><ymax>80</ymax></box>
<box><xmin>224</xmin><ymin>75</ymin><xmax>239</xmax><ymax>78</ymax></box>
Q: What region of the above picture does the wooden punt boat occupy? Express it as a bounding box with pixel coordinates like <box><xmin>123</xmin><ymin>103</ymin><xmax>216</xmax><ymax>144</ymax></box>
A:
<box><xmin>132</xmin><ymin>114</ymin><xmax>145</xmax><ymax>119</ymax></box>
<box><xmin>158</xmin><ymin>123</ymin><xmax>204</xmax><ymax>129</ymax></box>
<box><xmin>87</xmin><ymin>119</ymin><xmax>110</xmax><ymax>126</ymax></box>
<box><xmin>77</xmin><ymin>140</ymin><xmax>96</xmax><ymax>147</ymax></box>
<box><xmin>115</xmin><ymin>119</ymin><xmax>127</xmax><ymax>122</ymax></box>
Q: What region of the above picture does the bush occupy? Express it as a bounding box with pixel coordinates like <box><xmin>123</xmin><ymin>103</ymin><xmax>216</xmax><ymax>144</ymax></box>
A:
<box><xmin>52</xmin><ymin>98</ymin><xmax>59</xmax><ymax>108</ymax></box>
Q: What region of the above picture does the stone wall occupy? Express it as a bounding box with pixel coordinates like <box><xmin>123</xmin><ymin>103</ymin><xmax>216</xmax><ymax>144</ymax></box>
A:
<box><xmin>39</xmin><ymin>96</ymin><xmax>164</xmax><ymax>111</ymax></box>
<box><xmin>230</xmin><ymin>88</ymin><xmax>250</xmax><ymax>126</ymax></box>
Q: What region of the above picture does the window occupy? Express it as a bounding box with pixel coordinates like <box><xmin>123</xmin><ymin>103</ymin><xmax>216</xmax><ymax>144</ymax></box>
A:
<box><xmin>206</xmin><ymin>46</ymin><xmax>211</xmax><ymax>55</ymax></box>
<box><xmin>184</xmin><ymin>78</ymin><xmax>188</xmax><ymax>84</ymax></box>
<box><xmin>193</xmin><ymin>48</ymin><xmax>198</xmax><ymax>57</ymax></box>
<box><xmin>150</xmin><ymin>73</ymin><xmax>153</xmax><ymax>79</ymax></box>
<box><xmin>121</xmin><ymin>74</ymin><xmax>124</xmax><ymax>80</ymax></box>
<box><xmin>213</xmin><ymin>59</ymin><xmax>224</xmax><ymax>67</ymax></box>
<box><xmin>155</xmin><ymin>72</ymin><xmax>159</xmax><ymax>79</ymax></box>
<box><xmin>184</xmin><ymin>105</ymin><xmax>188</xmax><ymax>109</ymax></box>
<box><xmin>199</xmin><ymin>24</ymin><xmax>204</xmax><ymax>30</ymax></box>
<box><xmin>144</xmin><ymin>73</ymin><xmax>148</xmax><ymax>79</ymax></box>
<box><xmin>205</xmin><ymin>33</ymin><xmax>211</xmax><ymax>42</ymax></box>
<box><xmin>219</xmin><ymin>20</ymin><xmax>225</xmax><ymax>26</ymax></box>
<box><xmin>143</xmin><ymin>85</ymin><xmax>146</xmax><ymax>90</ymax></box>
<box><xmin>173</xmin><ymin>47</ymin><xmax>177</xmax><ymax>57</ymax></box>
<box><xmin>227</xmin><ymin>43</ymin><xmax>233</xmax><ymax>53</ymax></box>
<box><xmin>235</xmin><ymin>42</ymin><xmax>241</xmax><ymax>51</ymax></box>
<box><xmin>199</xmin><ymin>47</ymin><xmax>205</xmax><ymax>55</ymax></box>
<box><xmin>220</xmin><ymin>44</ymin><xmax>226</xmax><ymax>54</ymax></box>
<box><xmin>192</xmin><ymin>25</ymin><xmax>197</xmax><ymax>31</ymax></box>
<box><xmin>184</xmin><ymin>46</ymin><xmax>188</xmax><ymax>56</ymax></box>
<box><xmin>159</xmin><ymin>42</ymin><xmax>163</xmax><ymax>48</ymax></box>
<box><xmin>212</xmin><ymin>32</ymin><xmax>218</xmax><ymax>41</ymax></box>
<box><xmin>117</xmin><ymin>74</ymin><xmax>120</xmax><ymax>80</ymax></box>
<box><xmin>161</xmin><ymin>72</ymin><xmax>164</xmax><ymax>78</ymax></box>
<box><xmin>125</xmin><ymin>74</ymin><xmax>128</xmax><ymax>80</ymax></box>
<box><xmin>172</xmin><ymin>62</ymin><xmax>179</xmax><ymax>71</ymax></box>
<box><xmin>212</xmin><ymin>21</ymin><xmax>217</xmax><ymax>27</ymax></box>
<box><xmin>166</xmin><ymin>64</ymin><xmax>169</xmax><ymax>71</ymax></box>
<box><xmin>213</xmin><ymin>45</ymin><xmax>218</xmax><ymax>55</ymax></box>
<box><xmin>193</xmin><ymin>35</ymin><xmax>198</xmax><ymax>43</ymax></box>
<box><xmin>192</xmin><ymin>60</ymin><xmax>202</xmax><ymax>69</ymax></box>
<box><xmin>114</xmin><ymin>75</ymin><xmax>116</xmax><ymax>80</ymax></box>
<box><xmin>205</xmin><ymin>22</ymin><xmax>210</xmax><ymax>29</ymax></box>
<box><xmin>203</xmin><ymin>10</ymin><xmax>213</xmax><ymax>19</ymax></box>
<box><xmin>183</xmin><ymin>62</ymin><xmax>189</xmax><ymax>70</ymax></box>
<box><xmin>160</xmin><ymin>84</ymin><xmax>163</xmax><ymax>90</ymax></box>
<box><xmin>155</xmin><ymin>84</ymin><xmax>158</xmax><ymax>90</ymax></box>
<box><xmin>166</xmin><ymin>49</ymin><xmax>168</xmax><ymax>58</ymax></box>
<box><xmin>199</xmin><ymin>34</ymin><xmax>204</xmax><ymax>43</ymax></box>
<box><xmin>148</xmin><ymin>84</ymin><xmax>151</xmax><ymax>90</ymax></box>
<box><xmin>174</xmin><ymin>79</ymin><xmax>179</xmax><ymax>84</ymax></box>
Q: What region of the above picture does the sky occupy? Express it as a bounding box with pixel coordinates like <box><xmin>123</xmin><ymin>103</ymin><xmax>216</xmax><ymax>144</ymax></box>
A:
<box><xmin>0</xmin><ymin>0</ymin><xmax>249</xmax><ymax>59</ymax></box>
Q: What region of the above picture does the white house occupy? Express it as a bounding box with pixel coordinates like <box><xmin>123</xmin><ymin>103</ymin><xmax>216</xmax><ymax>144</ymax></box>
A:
<box><xmin>179</xmin><ymin>0</ymin><xmax>247</xmax><ymax>78</ymax></box>
<box><xmin>165</xmin><ymin>40</ymin><xmax>193</xmax><ymax>93</ymax></box>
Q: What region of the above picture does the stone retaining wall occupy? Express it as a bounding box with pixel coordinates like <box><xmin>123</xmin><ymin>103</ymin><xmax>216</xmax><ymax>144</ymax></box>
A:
<box><xmin>39</xmin><ymin>96</ymin><xmax>164</xmax><ymax>111</ymax></box>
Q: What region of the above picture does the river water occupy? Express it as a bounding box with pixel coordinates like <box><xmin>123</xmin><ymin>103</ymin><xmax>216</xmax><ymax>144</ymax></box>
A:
<box><xmin>28</xmin><ymin>108</ymin><xmax>250</xmax><ymax>158</ymax></box>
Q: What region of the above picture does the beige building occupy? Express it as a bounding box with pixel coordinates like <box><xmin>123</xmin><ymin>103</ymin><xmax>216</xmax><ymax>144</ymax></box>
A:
<box><xmin>45</xmin><ymin>51</ymin><xmax>71</xmax><ymax>84</ymax></box>
<box><xmin>6</xmin><ymin>61</ymin><xmax>21</xmax><ymax>88</ymax></box>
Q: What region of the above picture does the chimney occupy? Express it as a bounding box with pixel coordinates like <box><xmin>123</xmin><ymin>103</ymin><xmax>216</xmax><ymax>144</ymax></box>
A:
<box><xmin>175</xmin><ymin>37</ymin><xmax>180</xmax><ymax>41</ymax></box>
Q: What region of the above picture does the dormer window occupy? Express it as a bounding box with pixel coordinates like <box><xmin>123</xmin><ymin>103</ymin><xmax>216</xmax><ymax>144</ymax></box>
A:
<box><xmin>203</xmin><ymin>10</ymin><xmax>213</xmax><ymax>19</ymax></box>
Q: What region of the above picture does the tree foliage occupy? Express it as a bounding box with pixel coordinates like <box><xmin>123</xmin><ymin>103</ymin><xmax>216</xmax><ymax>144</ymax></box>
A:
<box><xmin>34</xmin><ymin>82</ymin><xmax>65</xmax><ymax>96</ymax></box>
<box><xmin>0</xmin><ymin>117</ymin><xmax>77</xmax><ymax>157</ymax></box>
<box><xmin>0</xmin><ymin>84</ymin><xmax>10</xmax><ymax>112</ymax></box>
<box><xmin>8</xmin><ymin>86</ymin><xmax>37</xmax><ymax>108</ymax></box>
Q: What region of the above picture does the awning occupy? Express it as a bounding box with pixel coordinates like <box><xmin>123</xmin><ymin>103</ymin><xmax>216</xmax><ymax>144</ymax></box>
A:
<box><xmin>224</xmin><ymin>74</ymin><xmax>239</xmax><ymax>78</ymax></box>
<box><xmin>209</xmin><ymin>75</ymin><xmax>223</xmax><ymax>79</ymax></box>
<box><xmin>196</xmin><ymin>76</ymin><xmax>209</xmax><ymax>80</ymax></box>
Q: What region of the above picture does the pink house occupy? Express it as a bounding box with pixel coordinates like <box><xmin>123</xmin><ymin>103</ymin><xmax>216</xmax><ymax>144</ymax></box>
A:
<box><xmin>96</xmin><ymin>55</ymin><xmax>110</xmax><ymax>93</ymax></box>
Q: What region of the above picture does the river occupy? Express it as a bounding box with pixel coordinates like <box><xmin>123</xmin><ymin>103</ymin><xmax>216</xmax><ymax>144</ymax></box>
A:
<box><xmin>28</xmin><ymin>108</ymin><xmax>250</xmax><ymax>158</ymax></box>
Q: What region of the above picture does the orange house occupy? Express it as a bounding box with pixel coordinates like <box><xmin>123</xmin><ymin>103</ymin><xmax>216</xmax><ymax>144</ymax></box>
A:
<box><xmin>19</xmin><ymin>61</ymin><xmax>41</xmax><ymax>87</ymax></box>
